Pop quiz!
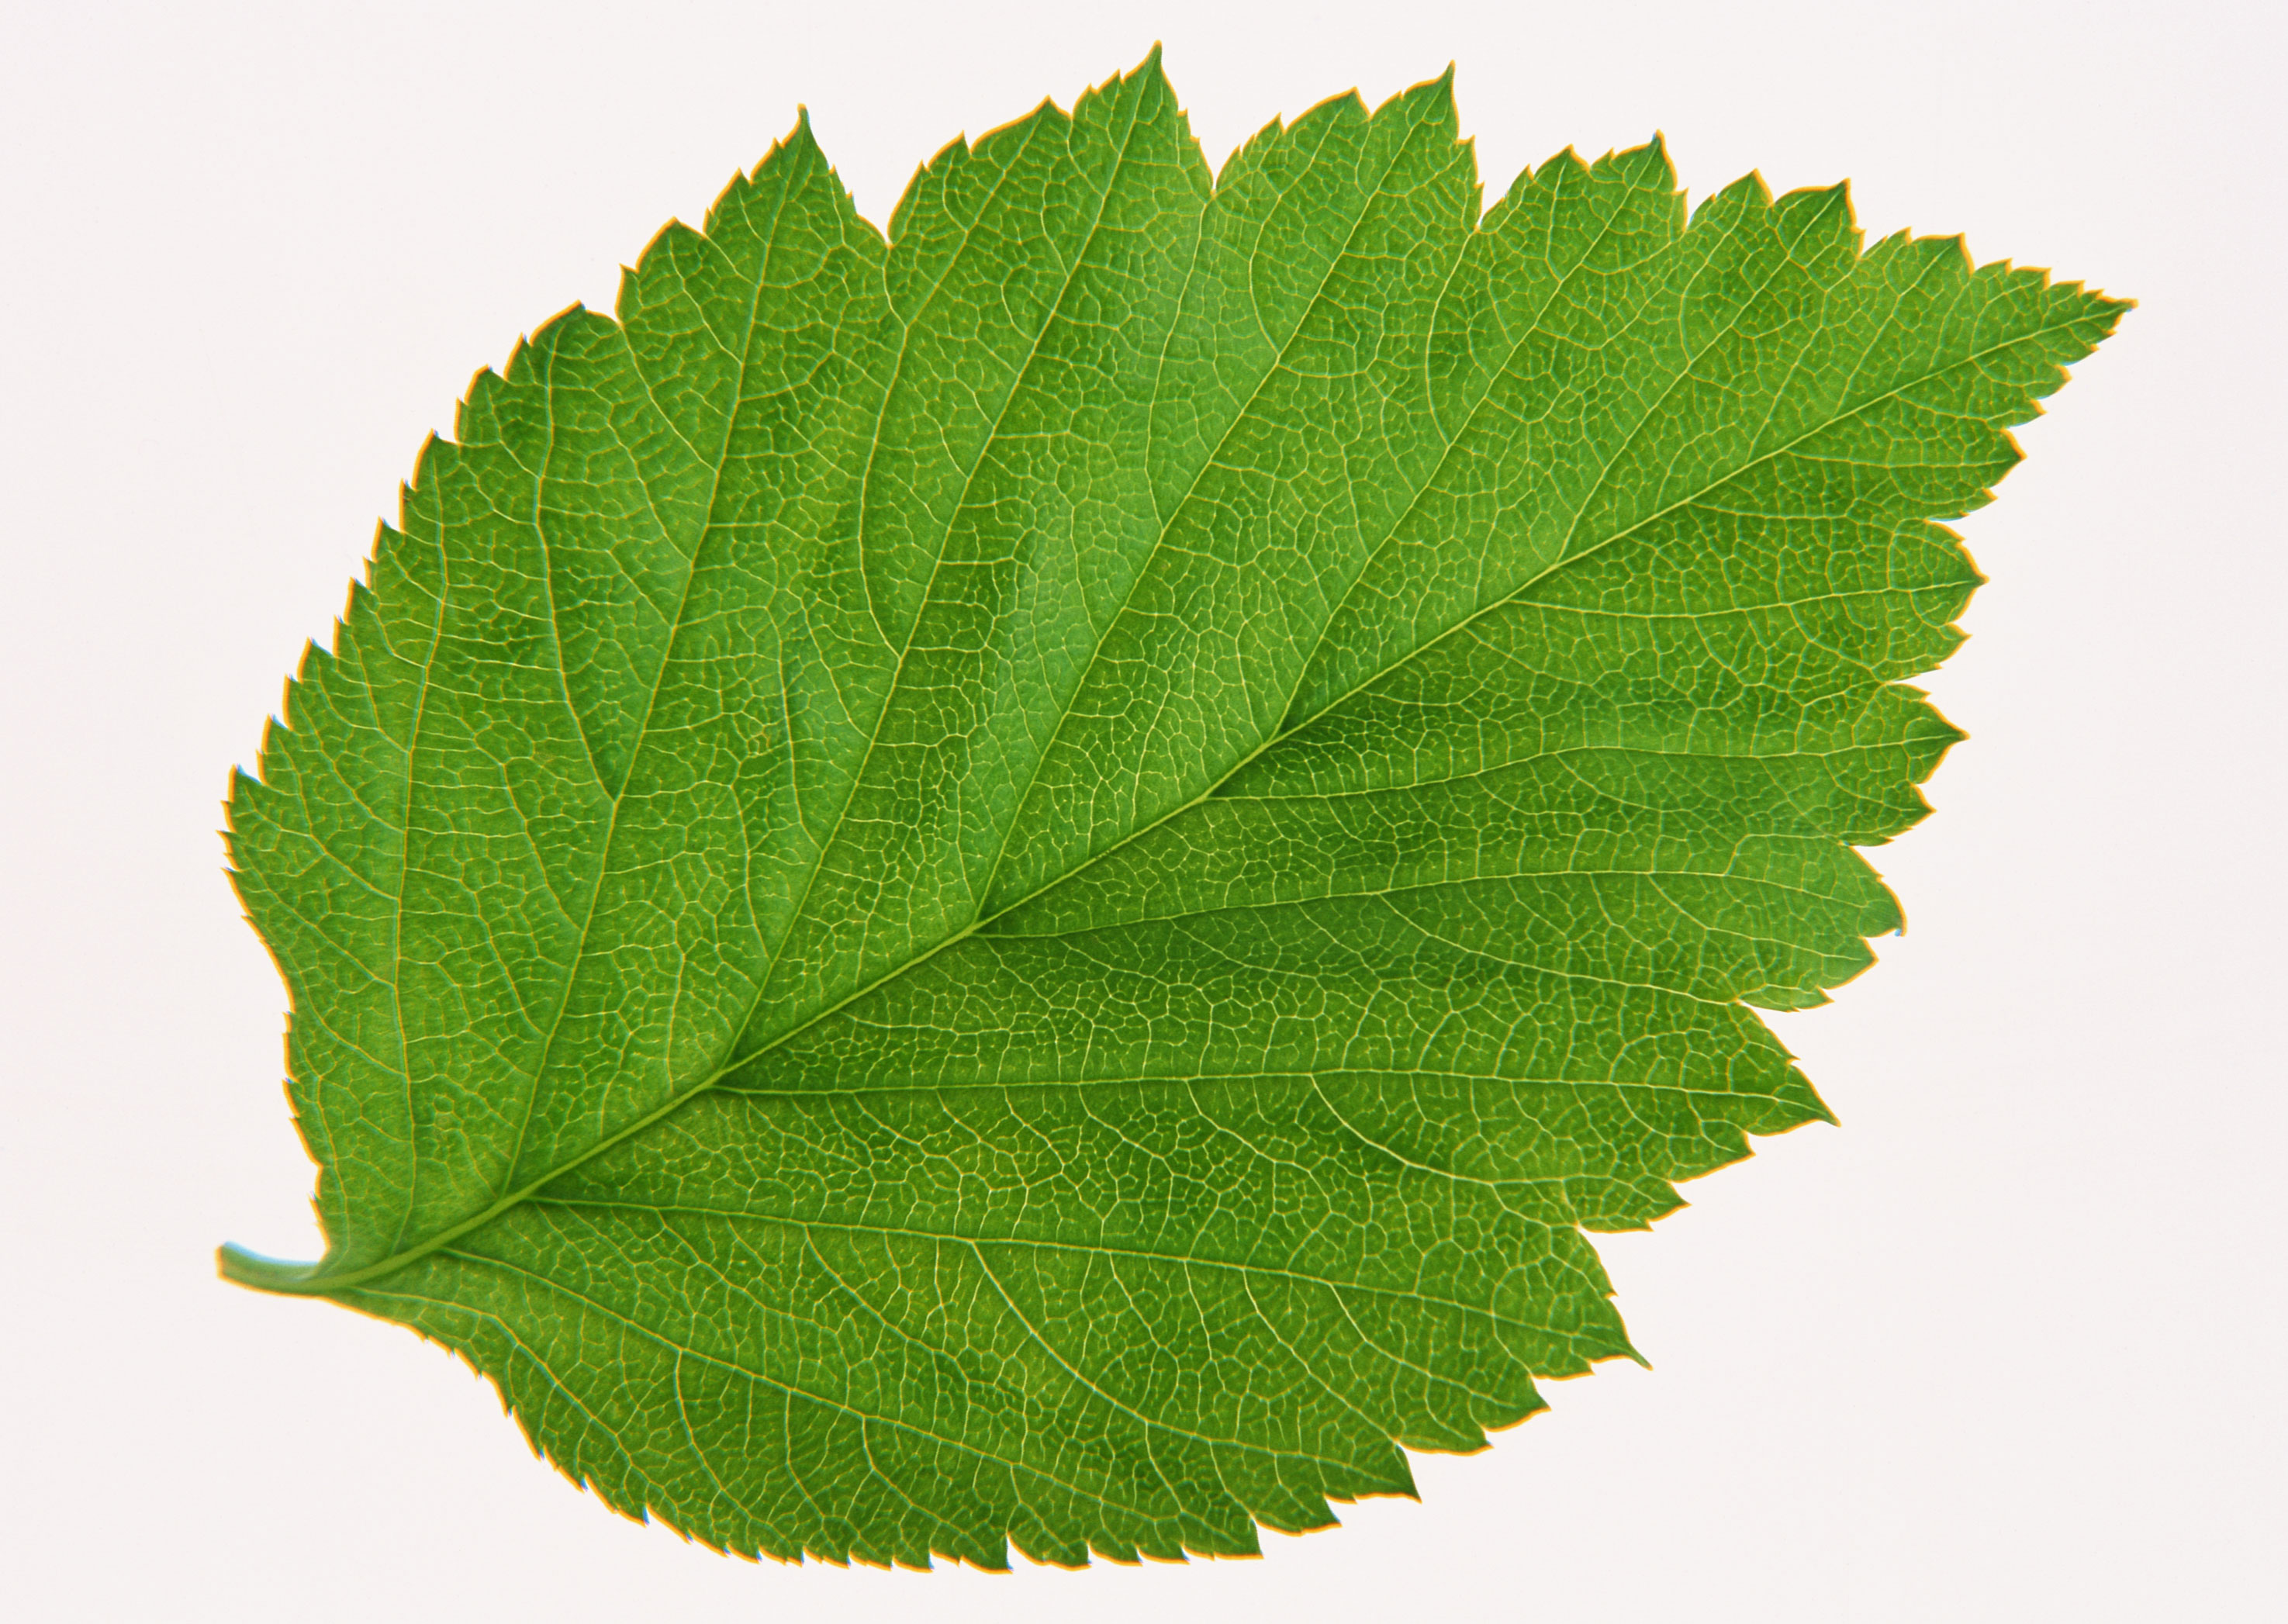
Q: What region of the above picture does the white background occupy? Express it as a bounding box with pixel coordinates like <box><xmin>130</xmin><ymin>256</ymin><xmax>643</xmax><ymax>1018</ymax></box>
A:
<box><xmin>4</xmin><ymin>2</ymin><xmax>2282</xmax><ymax>1617</ymax></box>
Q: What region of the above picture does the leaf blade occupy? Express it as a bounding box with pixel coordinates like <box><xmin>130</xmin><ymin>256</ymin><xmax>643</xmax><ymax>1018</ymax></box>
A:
<box><xmin>222</xmin><ymin>54</ymin><xmax>2127</xmax><ymax>1569</ymax></box>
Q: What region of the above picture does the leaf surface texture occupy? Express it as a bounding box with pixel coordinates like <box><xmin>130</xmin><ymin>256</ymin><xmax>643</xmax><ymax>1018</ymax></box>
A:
<box><xmin>223</xmin><ymin>52</ymin><xmax>2124</xmax><ymax>1567</ymax></box>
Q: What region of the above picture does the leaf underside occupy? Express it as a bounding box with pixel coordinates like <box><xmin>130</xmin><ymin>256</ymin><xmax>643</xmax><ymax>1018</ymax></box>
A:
<box><xmin>222</xmin><ymin>50</ymin><xmax>2123</xmax><ymax>1569</ymax></box>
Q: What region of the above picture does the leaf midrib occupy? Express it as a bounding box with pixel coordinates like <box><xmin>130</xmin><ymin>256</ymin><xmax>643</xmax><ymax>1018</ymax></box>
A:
<box><xmin>225</xmin><ymin>280</ymin><xmax>2094</xmax><ymax>1304</ymax></box>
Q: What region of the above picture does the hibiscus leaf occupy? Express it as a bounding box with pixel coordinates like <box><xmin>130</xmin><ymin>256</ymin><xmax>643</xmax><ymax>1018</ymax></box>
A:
<box><xmin>219</xmin><ymin>49</ymin><xmax>2125</xmax><ymax>1569</ymax></box>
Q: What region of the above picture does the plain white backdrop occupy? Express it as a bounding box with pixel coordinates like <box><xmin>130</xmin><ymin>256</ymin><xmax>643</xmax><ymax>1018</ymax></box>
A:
<box><xmin>3</xmin><ymin>1</ymin><xmax>2282</xmax><ymax>1617</ymax></box>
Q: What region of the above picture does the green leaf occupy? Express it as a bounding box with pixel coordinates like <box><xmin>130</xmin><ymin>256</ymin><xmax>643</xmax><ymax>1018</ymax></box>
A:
<box><xmin>219</xmin><ymin>50</ymin><xmax>2124</xmax><ymax>1569</ymax></box>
